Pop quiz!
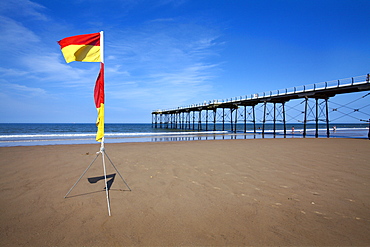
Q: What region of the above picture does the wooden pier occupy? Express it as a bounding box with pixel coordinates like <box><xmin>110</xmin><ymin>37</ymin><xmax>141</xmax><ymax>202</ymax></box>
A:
<box><xmin>152</xmin><ymin>74</ymin><xmax>370</xmax><ymax>137</ymax></box>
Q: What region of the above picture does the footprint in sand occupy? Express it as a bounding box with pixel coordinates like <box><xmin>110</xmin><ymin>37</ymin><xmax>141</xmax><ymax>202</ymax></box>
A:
<box><xmin>191</xmin><ymin>181</ymin><xmax>201</xmax><ymax>186</ymax></box>
<box><xmin>314</xmin><ymin>211</ymin><xmax>325</xmax><ymax>216</ymax></box>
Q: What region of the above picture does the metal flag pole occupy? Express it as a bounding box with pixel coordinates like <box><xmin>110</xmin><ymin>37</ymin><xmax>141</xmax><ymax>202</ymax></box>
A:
<box><xmin>99</xmin><ymin>31</ymin><xmax>111</xmax><ymax>216</ymax></box>
<box><xmin>100</xmin><ymin>138</ymin><xmax>111</xmax><ymax>216</ymax></box>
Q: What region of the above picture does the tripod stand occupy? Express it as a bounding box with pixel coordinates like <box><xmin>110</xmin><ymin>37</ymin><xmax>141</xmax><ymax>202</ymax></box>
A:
<box><xmin>64</xmin><ymin>140</ymin><xmax>131</xmax><ymax>216</ymax></box>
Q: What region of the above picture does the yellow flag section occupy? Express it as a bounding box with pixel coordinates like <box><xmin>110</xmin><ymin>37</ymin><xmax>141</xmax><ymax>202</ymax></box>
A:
<box><xmin>94</xmin><ymin>63</ymin><xmax>105</xmax><ymax>142</ymax></box>
<box><xmin>58</xmin><ymin>33</ymin><xmax>101</xmax><ymax>63</ymax></box>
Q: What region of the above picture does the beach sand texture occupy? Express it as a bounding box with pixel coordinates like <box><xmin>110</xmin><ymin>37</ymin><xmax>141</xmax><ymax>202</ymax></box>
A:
<box><xmin>0</xmin><ymin>138</ymin><xmax>369</xmax><ymax>246</ymax></box>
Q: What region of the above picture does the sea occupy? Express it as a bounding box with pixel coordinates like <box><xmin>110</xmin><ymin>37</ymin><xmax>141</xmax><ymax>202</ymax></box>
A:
<box><xmin>0</xmin><ymin>123</ymin><xmax>369</xmax><ymax>147</ymax></box>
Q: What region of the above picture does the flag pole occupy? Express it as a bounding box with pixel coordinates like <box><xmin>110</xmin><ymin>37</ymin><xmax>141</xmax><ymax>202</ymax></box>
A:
<box><xmin>100</xmin><ymin>30</ymin><xmax>105</xmax><ymax>151</ymax></box>
<box><xmin>99</xmin><ymin>30</ymin><xmax>111</xmax><ymax>216</ymax></box>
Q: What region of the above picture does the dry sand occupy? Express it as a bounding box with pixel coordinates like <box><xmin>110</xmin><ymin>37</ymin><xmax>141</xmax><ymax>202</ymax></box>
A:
<box><xmin>0</xmin><ymin>138</ymin><xmax>369</xmax><ymax>246</ymax></box>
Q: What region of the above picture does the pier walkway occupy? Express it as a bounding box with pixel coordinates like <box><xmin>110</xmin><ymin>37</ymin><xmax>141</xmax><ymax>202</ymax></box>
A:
<box><xmin>152</xmin><ymin>74</ymin><xmax>370</xmax><ymax>137</ymax></box>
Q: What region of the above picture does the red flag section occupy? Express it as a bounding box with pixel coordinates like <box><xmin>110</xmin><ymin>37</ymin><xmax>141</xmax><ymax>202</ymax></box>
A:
<box><xmin>94</xmin><ymin>63</ymin><xmax>105</xmax><ymax>142</ymax></box>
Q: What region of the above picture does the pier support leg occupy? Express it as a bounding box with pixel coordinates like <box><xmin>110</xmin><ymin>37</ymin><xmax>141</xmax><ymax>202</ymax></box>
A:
<box><xmin>315</xmin><ymin>98</ymin><xmax>319</xmax><ymax>138</ymax></box>
<box><xmin>282</xmin><ymin>102</ymin><xmax>286</xmax><ymax>137</ymax></box>
<box><xmin>205</xmin><ymin>110</ymin><xmax>208</xmax><ymax>131</ymax></box>
<box><xmin>180</xmin><ymin>112</ymin><xmax>183</xmax><ymax>129</ymax></box>
<box><xmin>182</xmin><ymin>112</ymin><xmax>185</xmax><ymax>129</ymax></box>
<box><xmin>213</xmin><ymin>109</ymin><xmax>217</xmax><ymax>131</ymax></box>
<box><xmin>198</xmin><ymin>110</ymin><xmax>202</xmax><ymax>131</ymax></box>
<box><xmin>234</xmin><ymin>107</ymin><xmax>238</xmax><ymax>133</ymax></box>
<box><xmin>325</xmin><ymin>98</ymin><xmax>330</xmax><ymax>138</ymax></box>
<box><xmin>177</xmin><ymin>112</ymin><xmax>180</xmax><ymax>129</ymax></box>
<box><xmin>230</xmin><ymin>108</ymin><xmax>234</xmax><ymax>132</ymax></box>
<box><xmin>244</xmin><ymin>106</ymin><xmax>247</xmax><ymax>133</ymax></box>
<box><xmin>253</xmin><ymin>105</ymin><xmax>256</xmax><ymax>133</ymax></box>
<box><xmin>222</xmin><ymin>108</ymin><xmax>225</xmax><ymax>131</ymax></box>
<box><xmin>193</xmin><ymin>111</ymin><xmax>195</xmax><ymax>130</ymax></box>
<box><xmin>303</xmin><ymin>97</ymin><xmax>308</xmax><ymax>138</ymax></box>
<box><xmin>186</xmin><ymin>111</ymin><xmax>190</xmax><ymax>130</ymax></box>
<box><xmin>262</xmin><ymin>102</ymin><xmax>267</xmax><ymax>137</ymax></box>
<box><xmin>178</xmin><ymin>112</ymin><xmax>181</xmax><ymax>129</ymax></box>
<box><xmin>273</xmin><ymin>103</ymin><xmax>276</xmax><ymax>136</ymax></box>
<box><xmin>175</xmin><ymin>113</ymin><xmax>177</xmax><ymax>129</ymax></box>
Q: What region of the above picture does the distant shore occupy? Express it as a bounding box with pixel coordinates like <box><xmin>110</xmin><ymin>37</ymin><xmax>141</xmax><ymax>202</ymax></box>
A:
<box><xmin>0</xmin><ymin>138</ymin><xmax>369</xmax><ymax>246</ymax></box>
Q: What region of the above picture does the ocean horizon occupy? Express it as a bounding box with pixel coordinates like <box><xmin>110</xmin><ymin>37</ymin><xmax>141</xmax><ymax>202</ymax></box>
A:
<box><xmin>0</xmin><ymin>122</ymin><xmax>368</xmax><ymax>147</ymax></box>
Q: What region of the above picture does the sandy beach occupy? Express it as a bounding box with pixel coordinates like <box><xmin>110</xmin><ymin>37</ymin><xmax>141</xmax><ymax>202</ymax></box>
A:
<box><xmin>0</xmin><ymin>138</ymin><xmax>369</xmax><ymax>246</ymax></box>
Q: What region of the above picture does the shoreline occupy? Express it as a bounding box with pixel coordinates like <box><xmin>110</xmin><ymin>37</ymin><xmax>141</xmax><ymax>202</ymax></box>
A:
<box><xmin>0</xmin><ymin>127</ymin><xmax>369</xmax><ymax>147</ymax></box>
<box><xmin>0</xmin><ymin>138</ymin><xmax>369</xmax><ymax>246</ymax></box>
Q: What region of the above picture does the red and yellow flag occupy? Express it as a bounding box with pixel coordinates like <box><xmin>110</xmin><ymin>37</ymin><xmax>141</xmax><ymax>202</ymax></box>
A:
<box><xmin>94</xmin><ymin>64</ymin><xmax>104</xmax><ymax>142</ymax></box>
<box><xmin>58</xmin><ymin>32</ymin><xmax>105</xmax><ymax>142</ymax></box>
<box><xmin>58</xmin><ymin>32</ymin><xmax>101</xmax><ymax>63</ymax></box>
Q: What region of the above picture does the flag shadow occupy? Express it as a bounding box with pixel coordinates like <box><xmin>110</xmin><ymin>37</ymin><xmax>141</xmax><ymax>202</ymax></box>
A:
<box><xmin>88</xmin><ymin>173</ymin><xmax>116</xmax><ymax>190</ymax></box>
<box><xmin>65</xmin><ymin>173</ymin><xmax>129</xmax><ymax>199</ymax></box>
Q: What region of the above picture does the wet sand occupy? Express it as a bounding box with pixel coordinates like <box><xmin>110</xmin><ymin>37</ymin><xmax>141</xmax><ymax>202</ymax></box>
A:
<box><xmin>0</xmin><ymin>138</ymin><xmax>369</xmax><ymax>246</ymax></box>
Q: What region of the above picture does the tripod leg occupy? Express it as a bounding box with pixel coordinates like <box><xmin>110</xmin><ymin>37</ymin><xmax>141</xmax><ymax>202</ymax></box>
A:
<box><xmin>64</xmin><ymin>152</ymin><xmax>100</xmax><ymax>198</ymax></box>
<box><xmin>103</xmin><ymin>150</ymin><xmax>132</xmax><ymax>191</ymax></box>
<box><xmin>102</xmin><ymin>150</ymin><xmax>111</xmax><ymax>216</ymax></box>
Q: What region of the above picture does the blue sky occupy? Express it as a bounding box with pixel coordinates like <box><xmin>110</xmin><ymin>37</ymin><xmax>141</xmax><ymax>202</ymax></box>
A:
<box><xmin>0</xmin><ymin>0</ymin><xmax>369</xmax><ymax>123</ymax></box>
